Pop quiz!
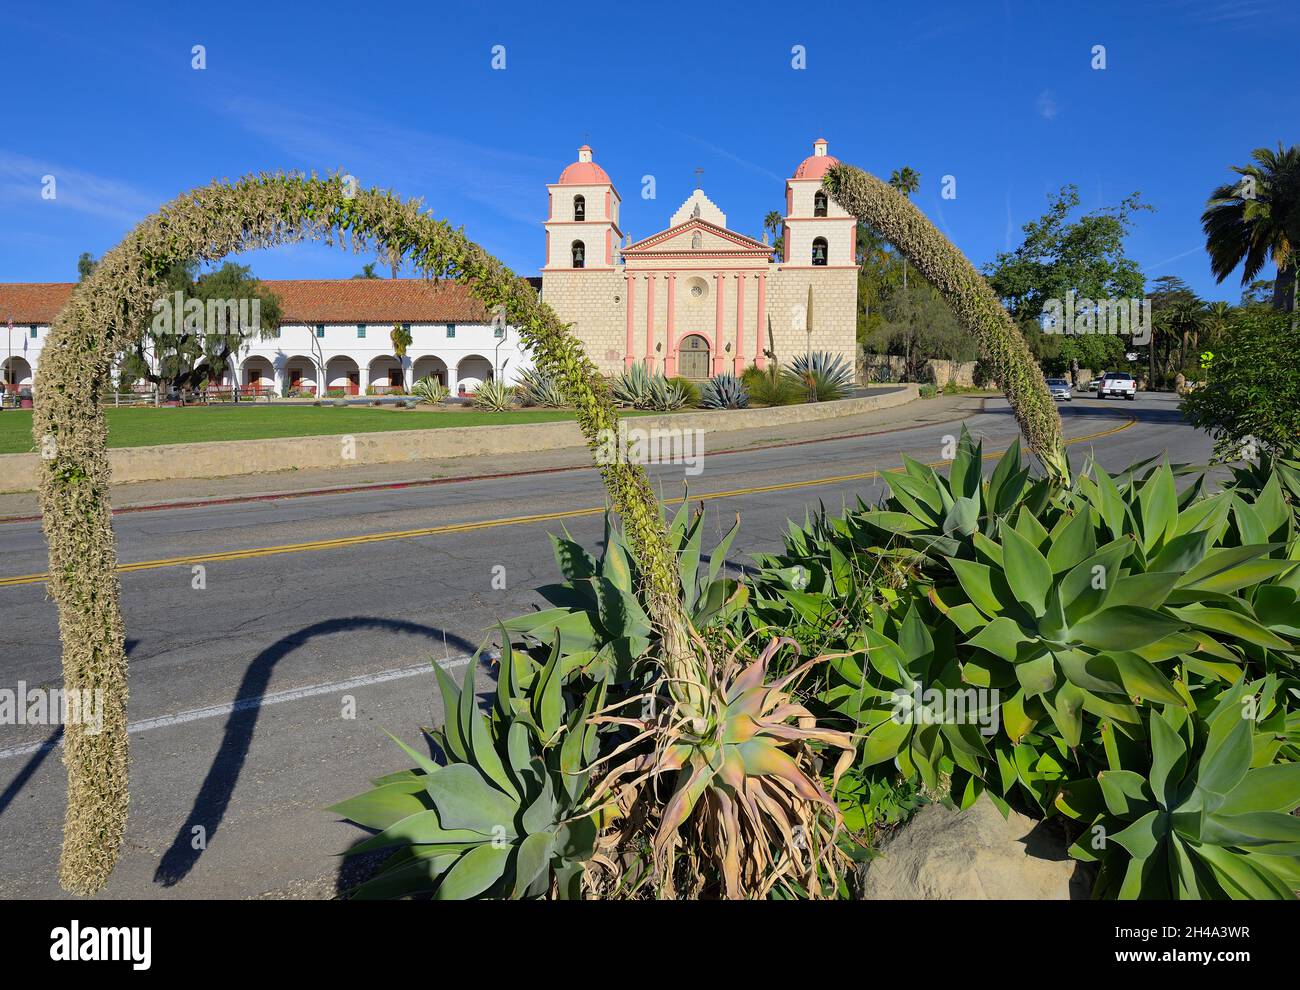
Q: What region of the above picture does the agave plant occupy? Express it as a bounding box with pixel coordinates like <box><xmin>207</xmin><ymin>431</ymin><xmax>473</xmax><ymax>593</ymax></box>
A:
<box><xmin>412</xmin><ymin>376</ymin><xmax>449</xmax><ymax>404</ymax></box>
<box><xmin>785</xmin><ymin>351</ymin><xmax>854</xmax><ymax>402</ymax></box>
<box><xmin>699</xmin><ymin>372</ymin><xmax>750</xmax><ymax>409</ymax></box>
<box><xmin>502</xmin><ymin>508</ymin><xmax>748</xmax><ymax>683</ymax></box>
<box><xmin>472</xmin><ymin>378</ymin><xmax>515</xmax><ymax>412</ymax></box>
<box><xmin>515</xmin><ymin>366</ymin><xmax>568</xmax><ymax>408</ymax></box>
<box><xmin>612</xmin><ymin>363</ymin><xmax>688</xmax><ymax>411</ymax></box>
<box><xmin>589</xmin><ymin>634</ymin><xmax>856</xmax><ymax>899</ymax></box>
<box><xmin>331</xmin><ymin>641</ymin><xmax>604</xmax><ymax>899</ymax></box>
<box><xmin>1058</xmin><ymin>677</ymin><xmax>1300</xmax><ymax>899</ymax></box>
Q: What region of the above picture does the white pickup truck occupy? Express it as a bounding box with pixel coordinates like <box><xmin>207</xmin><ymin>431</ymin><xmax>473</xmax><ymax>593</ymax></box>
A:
<box><xmin>1097</xmin><ymin>371</ymin><xmax>1137</xmax><ymax>400</ymax></box>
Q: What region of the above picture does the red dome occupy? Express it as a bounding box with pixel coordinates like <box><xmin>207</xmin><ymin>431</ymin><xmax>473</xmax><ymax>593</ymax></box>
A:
<box><xmin>793</xmin><ymin>138</ymin><xmax>837</xmax><ymax>179</ymax></box>
<box><xmin>558</xmin><ymin>145</ymin><xmax>611</xmax><ymax>185</ymax></box>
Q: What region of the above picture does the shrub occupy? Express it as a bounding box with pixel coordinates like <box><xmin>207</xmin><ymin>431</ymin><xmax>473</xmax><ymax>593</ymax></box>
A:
<box><xmin>918</xmin><ymin>383</ymin><xmax>938</xmax><ymax>398</ymax></box>
<box><xmin>412</xmin><ymin>376</ymin><xmax>449</xmax><ymax>405</ymax></box>
<box><xmin>748</xmin><ymin>430</ymin><xmax>1300</xmax><ymax>898</ymax></box>
<box><xmin>699</xmin><ymin>372</ymin><xmax>750</xmax><ymax>409</ymax></box>
<box><xmin>743</xmin><ymin>363</ymin><xmax>803</xmax><ymax>406</ymax></box>
<box><xmin>472</xmin><ymin>379</ymin><xmax>515</xmax><ymax>412</ymax></box>
<box><xmin>1182</xmin><ymin>310</ymin><xmax>1300</xmax><ymax>460</ymax></box>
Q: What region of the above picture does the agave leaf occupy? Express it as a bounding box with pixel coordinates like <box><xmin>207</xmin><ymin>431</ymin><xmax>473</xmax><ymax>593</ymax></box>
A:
<box><xmin>1112</xmin><ymin>808</ymin><xmax>1165</xmax><ymax>860</ymax></box>
<box><xmin>1196</xmin><ymin>704</ymin><xmax>1254</xmax><ymax>797</ymax></box>
<box><xmin>510</xmin><ymin>830</ymin><xmax>556</xmax><ymax>898</ymax></box>
<box><xmin>1104</xmin><ymin>572</ymin><xmax>1181</xmax><ymax>610</ymax></box>
<box><xmin>425</xmin><ymin>763</ymin><xmax>520</xmax><ymax>834</ymax></box>
<box><xmin>1192</xmin><ymin>842</ymin><xmax>1294</xmax><ymax>899</ymax></box>
<box><xmin>434</xmin><ymin>842</ymin><xmax>511</xmax><ymax>900</ymax></box>
<box><xmin>349</xmin><ymin>851</ymin><xmax>461</xmax><ymax>900</ymax></box>
<box><xmin>1045</xmin><ymin>681</ymin><xmax>1085</xmax><ymax>747</ymax></box>
<box><xmin>1147</xmin><ymin>529</ymin><xmax>1212</xmax><ymax>575</ymax></box>
<box><xmin>1138</xmin><ymin>463</ymin><xmax>1178</xmax><ymax>553</ymax></box>
<box><xmin>1070</xmin><ymin>606</ymin><xmax>1187</xmax><ymax>651</ymax></box>
<box><xmin>328</xmin><ymin>779</ymin><xmax>431</xmax><ymax>832</ymax></box>
<box><xmin>1015</xmin><ymin>652</ymin><xmax>1057</xmax><ymax>698</ymax></box>
<box><xmin>1149</xmin><ymin>711</ymin><xmax>1188</xmax><ymax>810</ymax></box>
<box><xmin>549</xmin><ymin>532</ymin><xmax>596</xmax><ymax>582</ymax></box>
<box><xmin>947</xmin><ymin>558</ymin><xmax>1004</xmax><ymax>617</ymax></box>
<box><xmin>1217</xmin><ymin>763</ymin><xmax>1300</xmax><ymax>816</ymax></box>
<box><xmin>1169</xmin><ymin>604</ymin><xmax>1291</xmax><ymax>650</ymax></box>
<box><xmin>459</xmin><ymin>658</ymin><xmax>519</xmax><ymax>801</ymax></box>
<box><xmin>1099</xmin><ymin>769</ymin><xmax>1153</xmax><ymax>817</ymax></box>
<box><xmin>1047</xmin><ymin>509</ymin><xmax>1097</xmax><ymax>574</ymax></box>
<box><xmin>1107</xmin><ymin>652</ymin><xmax>1184</xmax><ymax>706</ymax></box>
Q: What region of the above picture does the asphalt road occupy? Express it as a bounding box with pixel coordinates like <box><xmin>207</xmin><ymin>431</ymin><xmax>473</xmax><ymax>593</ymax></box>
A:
<box><xmin>0</xmin><ymin>392</ymin><xmax>1213</xmax><ymax>898</ymax></box>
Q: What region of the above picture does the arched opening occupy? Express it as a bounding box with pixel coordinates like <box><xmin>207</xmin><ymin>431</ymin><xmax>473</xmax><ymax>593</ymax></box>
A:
<box><xmin>814</xmin><ymin>191</ymin><xmax>828</xmax><ymax>217</ymax></box>
<box><xmin>811</xmin><ymin>236</ymin><xmax>828</xmax><ymax>266</ymax></box>
<box><xmin>325</xmin><ymin>356</ymin><xmax>361</xmax><ymax>396</ymax></box>
<box><xmin>456</xmin><ymin>354</ymin><xmax>493</xmax><ymax>395</ymax></box>
<box><xmin>2</xmin><ymin>356</ymin><xmax>33</xmax><ymax>392</ymax></box>
<box><xmin>571</xmin><ymin>240</ymin><xmax>585</xmax><ymax>268</ymax></box>
<box><xmin>33</xmin><ymin>171</ymin><xmax>685</xmax><ymax>897</ymax></box>
<box><xmin>677</xmin><ymin>334</ymin><xmax>711</xmax><ymax>380</ymax></box>
<box><xmin>284</xmin><ymin>355</ymin><xmax>318</xmax><ymax>396</ymax></box>
<box><xmin>573</xmin><ymin>195</ymin><xmax>585</xmax><ymax>221</ymax></box>
<box><xmin>367</xmin><ymin>355</ymin><xmax>404</xmax><ymax>394</ymax></box>
<box><xmin>240</xmin><ymin>356</ymin><xmax>275</xmax><ymax>398</ymax></box>
<box><xmin>412</xmin><ymin>355</ymin><xmax>448</xmax><ymax>387</ymax></box>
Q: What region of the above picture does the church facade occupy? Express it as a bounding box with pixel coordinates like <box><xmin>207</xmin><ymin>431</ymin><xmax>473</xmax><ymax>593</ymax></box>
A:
<box><xmin>539</xmin><ymin>139</ymin><xmax>857</xmax><ymax>378</ymax></box>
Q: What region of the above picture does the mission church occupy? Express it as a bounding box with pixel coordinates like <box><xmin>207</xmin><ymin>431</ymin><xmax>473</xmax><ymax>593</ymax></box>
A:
<box><xmin>0</xmin><ymin>139</ymin><xmax>856</xmax><ymax>394</ymax></box>
<box><xmin>540</xmin><ymin>138</ymin><xmax>857</xmax><ymax>378</ymax></box>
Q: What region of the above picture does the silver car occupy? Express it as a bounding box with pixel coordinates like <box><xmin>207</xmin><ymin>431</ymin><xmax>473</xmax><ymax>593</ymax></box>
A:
<box><xmin>1046</xmin><ymin>378</ymin><xmax>1072</xmax><ymax>401</ymax></box>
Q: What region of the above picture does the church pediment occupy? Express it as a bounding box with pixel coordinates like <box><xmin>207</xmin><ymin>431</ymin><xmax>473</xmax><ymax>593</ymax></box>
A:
<box><xmin>624</xmin><ymin>217</ymin><xmax>771</xmax><ymax>257</ymax></box>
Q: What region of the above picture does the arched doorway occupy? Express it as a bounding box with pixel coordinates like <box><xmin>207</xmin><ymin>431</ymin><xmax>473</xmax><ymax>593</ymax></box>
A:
<box><xmin>367</xmin><ymin>355</ymin><xmax>404</xmax><ymax>393</ymax></box>
<box><xmin>2</xmin><ymin>356</ymin><xmax>33</xmax><ymax>391</ymax></box>
<box><xmin>283</xmin><ymin>355</ymin><xmax>318</xmax><ymax>395</ymax></box>
<box><xmin>455</xmin><ymin>355</ymin><xmax>493</xmax><ymax>395</ymax></box>
<box><xmin>677</xmin><ymin>334</ymin><xmax>711</xmax><ymax>380</ymax></box>
<box><xmin>412</xmin><ymin>355</ymin><xmax>448</xmax><ymax>387</ymax></box>
<box><xmin>325</xmin><ymin>356</ymin><xmax>361</xmax><ymax>395</ymax></box>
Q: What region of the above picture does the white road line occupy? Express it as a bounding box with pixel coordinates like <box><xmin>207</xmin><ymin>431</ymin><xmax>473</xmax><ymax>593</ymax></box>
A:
<box><xmin>0</xmin><ymin>654</ymin><xmax>477</xmax><ymax>762</ymax></box>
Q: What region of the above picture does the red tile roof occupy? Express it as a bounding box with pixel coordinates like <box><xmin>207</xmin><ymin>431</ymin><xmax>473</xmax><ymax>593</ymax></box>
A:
<box><xmin>0</xmin><ymin>278</ymin><xmax>500</xmax><ymax>326</ymax></box>
<box><xmin>0</xmin><ymin>283</ymin><xmax>75</xmax><ymax>324</ymax></box>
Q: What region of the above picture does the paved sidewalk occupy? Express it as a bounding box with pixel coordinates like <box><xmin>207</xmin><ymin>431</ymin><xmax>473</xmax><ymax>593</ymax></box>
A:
<box><xmin>0</xmin><ymin>393</ymin><xmax>990</xmax><ymax>519</ymax></box>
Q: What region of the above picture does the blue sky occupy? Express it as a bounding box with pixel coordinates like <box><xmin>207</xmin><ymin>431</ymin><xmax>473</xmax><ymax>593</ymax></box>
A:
<box><xmin>1</xmin><ymin>0</ymin><xmax>1295</xmax><ymax>301</ymax></box>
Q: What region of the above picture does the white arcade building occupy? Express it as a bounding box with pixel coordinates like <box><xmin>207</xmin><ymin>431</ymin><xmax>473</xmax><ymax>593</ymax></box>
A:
<box><xmin>0</xmin><ymin>278</ymin><xmax>534</xmax><ymax>396</ymax></box>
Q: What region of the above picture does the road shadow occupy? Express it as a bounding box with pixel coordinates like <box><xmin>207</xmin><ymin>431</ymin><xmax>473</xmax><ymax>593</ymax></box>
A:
<box><xmin>0</xmin><ymin>638</ymin><xmax>141</xmax><ymax>819</ymax></box>
<box><xmin>152</xmin><ymin>617</ymin><xmax>475</xmax><ymax>888</ymax></box>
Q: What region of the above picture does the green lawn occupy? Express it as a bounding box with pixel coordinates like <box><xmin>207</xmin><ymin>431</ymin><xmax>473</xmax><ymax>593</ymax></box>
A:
<box><xmin>0</xmin><ymin>406</ymin><xmax>586</xmax><ymax>455</ymax></box>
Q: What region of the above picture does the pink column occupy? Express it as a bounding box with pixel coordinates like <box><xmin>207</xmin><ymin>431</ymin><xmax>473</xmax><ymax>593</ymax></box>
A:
<box><xmin>756</xmin><ymin>272</ymin><xmax>767</xmax><ymax>369</ymax></box>
<box><xmin>624</xmin><ymin>273</ymin><xmax>635</xmax><ymax>369</ymax></box>
<box><xmin>665</xmin><ymin>274</ymin><xmax>678</xmax><ymax>377</ymax></box>
<box><xmin>734</xmin><ymin>274</ymin><xmax>746</xmax><ymax>374</ymax></box>
<box><xmin>644</xmin><ymin>274</ymin><xmax>656</xmax><ymax>371</ymax></box>
<box><xmin>713</xmin><ymin>273</ymin><xmax>724</xmax><ymax>375</ymax></box>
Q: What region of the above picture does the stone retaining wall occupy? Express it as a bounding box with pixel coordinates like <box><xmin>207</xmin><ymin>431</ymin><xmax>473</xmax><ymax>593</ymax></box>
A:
<box><xmin>0</xmin><ymin>385</ymin><xmax>918</xmax><ymax>493</ymax></box>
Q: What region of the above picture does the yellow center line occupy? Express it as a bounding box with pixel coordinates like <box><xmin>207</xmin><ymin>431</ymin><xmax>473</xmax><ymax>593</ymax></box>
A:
<box><xmin>0</xmin><ymin>415</ymin><xmax>1136</xmax><ymax>589</ymax></box>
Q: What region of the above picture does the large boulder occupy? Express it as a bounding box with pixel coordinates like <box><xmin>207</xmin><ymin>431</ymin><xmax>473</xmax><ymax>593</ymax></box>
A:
<box><xmin>855</xmin><ymin>796</ymin><xmax>1092</xmax><ymax>899</ymax></box>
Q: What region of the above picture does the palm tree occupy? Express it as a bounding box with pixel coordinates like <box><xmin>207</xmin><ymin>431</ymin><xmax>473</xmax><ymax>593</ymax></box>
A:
<box><xmin>1165</xmin><ymin>296</ymin><xmax>1205</xmax><ymax>377</ymax></box>
<box><xmin>1202</xmin><ymin>300</ymin><xmax>1234</xmax><ymax>351</ymax></box>
<box><xmin>889</xmin><ymin>167</ymin><xmax>921</xmax><ymax>289</ymax></box>
<box><xmin>1202</xmin><ymin>143</ymin><xmax>1300</xmax><ymax>312</ymax></box>
<box><xmin>763</xmin><ymin>210</ymin><xmax>783</xmax><ymax>259</ymax></box>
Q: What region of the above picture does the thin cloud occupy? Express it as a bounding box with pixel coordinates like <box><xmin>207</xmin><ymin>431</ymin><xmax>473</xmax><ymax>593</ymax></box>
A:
<box><xmin>1036</xmin><ymin>90</ymin><xmax>1059</xmax><ymax>122</ymax></box>
<box><xmin>663</xmin><ymin>129</ymin><xmax>785</xmax><ymax>184</ymax></box>
<box><xmin>217</xmin><ymin>97</ymin><xmax>552</xmax><ymax>228</ymax></box>
<box><xmin>1147</xmin><ymin>244</ymin><xmax>1204</xmax><ymax>271</ymax></box>
<box><xmin>0</xmin><ymin>150</ymin><xmax>160</xmax><ymax>225</ymax></box>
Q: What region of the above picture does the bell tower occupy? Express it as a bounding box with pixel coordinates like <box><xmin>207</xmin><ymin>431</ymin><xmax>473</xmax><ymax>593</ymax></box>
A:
<box><xmin>782</xmin><ymin>138</ymin><xmax>855</xmax><ymax>268</ymax></box>
<box><xmin>544</xmin><ymin>145</ymin><xmax>622</xmax><ymax>270</ymax></box>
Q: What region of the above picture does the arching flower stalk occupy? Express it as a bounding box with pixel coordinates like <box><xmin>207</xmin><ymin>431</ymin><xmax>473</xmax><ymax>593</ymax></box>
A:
<box><xmin>822</xmin><ymin>163</ymin><xmax>1070</xmax><ymax>485</ymax></box>
<box><xmin>34</xmin><ymin>172</ymin><xmax>696</xmax><ymax>894</ymax></box>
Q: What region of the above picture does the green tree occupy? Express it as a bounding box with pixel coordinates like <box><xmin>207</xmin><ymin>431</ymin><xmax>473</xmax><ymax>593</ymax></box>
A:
<box><xmin>984</xmin><ymin>185</ymin><xmax>1150</xmax><ymax>382</ymax></box>
<box><xmin>1202</xmin><ymin>143</ymin><xmax>1300</xmax><ymax>312</ymax></box>
<box><xmin>762</xmin><ymin>209</ymin><xmax>783</xmax><ymax>259</ymax></box>
<box><xmin>76</xmin><ymin>252</ymin><xmax>97</xmax><ymax>282</ymax></box>
<box><xmin>1182</xmin><ymin>309</ymin><xmax>1300</xmax><ymax>458</ymax></box>
<box><xmin>121</xmin><ymin>262</ymin><xmax>282</xmax><ymax>397</ymax></box>
<box><xmin>888</xmin><ymin>167</ymin><xmax>920</xmax><ymax>289</ymax></box>
<box><xmin>352</xmin><ymin>262</ymin><xmax>380</xmax><ymax>279</ymax></box>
